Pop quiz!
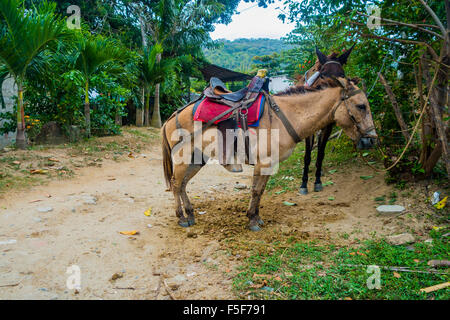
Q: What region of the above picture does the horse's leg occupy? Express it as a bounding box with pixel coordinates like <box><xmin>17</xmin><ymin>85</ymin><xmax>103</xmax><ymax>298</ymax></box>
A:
<box><xmin>180</xmin><ymin>163</ymin><xmax>203</xmax><ymax>226</ymax></box>
<box><xmin>171</xmin><ymin>164</ymin><xmax>192</xmax><ymax>228</ymax></box>
<box><xmin>247</xmin><ymin>172</ymin><xmax>270</xmax><ymax>231</ymax></box>
<box><xmin>314</xmin><ymin>124</ymin><xmax>333</xmax><ymax>192</ymax></box>
<box><xmin>299</xmin><ymin>135</ymin><xmax>314</xmax><ymax>195</ymax></box>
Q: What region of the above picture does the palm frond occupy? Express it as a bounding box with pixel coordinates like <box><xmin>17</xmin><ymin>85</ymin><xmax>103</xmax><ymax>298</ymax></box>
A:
<box><xmin>73</xmin><ymin>35</ymin><xmax>129</xmax><ymax>79</ymax></box>
<box><xmin>0</xmin><ymin>0</ymin><xmax>71</xmax><ymax>80</ymax></box>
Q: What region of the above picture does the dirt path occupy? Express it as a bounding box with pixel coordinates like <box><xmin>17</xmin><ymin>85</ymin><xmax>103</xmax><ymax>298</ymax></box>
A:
<box><xmin>0</xmin><ymin>142</ymin><xmax>256</xmax><ymax>299</ymax></box>
<box><xmin>0</xmin><ymin>137</ymin><xmax>436</xmax><ymax>300</ymax></box>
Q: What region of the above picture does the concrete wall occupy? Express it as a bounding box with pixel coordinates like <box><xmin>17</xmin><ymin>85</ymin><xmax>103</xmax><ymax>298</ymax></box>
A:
<box><xmin>0</xmin><ymin>76</ymin><xmax>17</xmax><ymax>148</ymax></box>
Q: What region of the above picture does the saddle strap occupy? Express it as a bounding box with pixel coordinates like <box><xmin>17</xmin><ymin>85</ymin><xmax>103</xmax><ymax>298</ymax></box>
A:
<box><xmin>263</xmin><ymin>91</ymin><xmax>302</xmax><ymax>144</ymax></box>
<box><xmin>171</xmin><ymin>94</ymin><xmax>261</xmax><ymax>156</ymax></box>
<box><xmin>171</xmin><ymin>102</ymin><xmax>244</xmax><ymax>156</ymax></box>
<box><xmin>171</xmin><ymin>94</ymin><xmax>204</xmax><ymax>129</ymax></box>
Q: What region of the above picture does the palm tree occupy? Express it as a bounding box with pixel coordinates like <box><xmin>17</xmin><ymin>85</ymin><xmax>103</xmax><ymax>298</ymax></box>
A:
<box><xmin>144</xmin><ymin>0</ymin><xmax>221</xmax><ymax>128</ymax></box>
<box><xmin>139</xmin><ymin>44</ymin><xmax>177</xmax><ymax>126</ymax></box>
<box><xmin>0</xmin><ymin>0</ymin><xmax>70</xmax><ymax>149</ymax></box>
<box><xmin>69</xmin><ymin>35</ymin><xmax>128</xmax><ymax>137</ymax></box>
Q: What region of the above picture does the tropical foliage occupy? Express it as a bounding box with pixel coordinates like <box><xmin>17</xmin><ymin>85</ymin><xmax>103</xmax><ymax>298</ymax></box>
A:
<box><xmin>0</xmin><ymin>0</ymin><xmax>70</xmax><ymax>148</ymax></box>
<box><xmin>204</xmin><ymin>38</ymin><xmax>292</xmax><ymax>72</ymax></box>
<box><xmin>245</xmin><ymin>0</ymin><xmax>449</xmax><ymax>177</ymax></box>
<box><xmin>0</xmin><ymin>0</ymin><xmax>241</xmax><ymax>147</ymax></box>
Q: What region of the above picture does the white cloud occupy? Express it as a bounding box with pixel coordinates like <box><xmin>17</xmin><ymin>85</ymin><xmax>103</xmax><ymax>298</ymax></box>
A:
<box><xmin>210</xmin><ymin>1</ymin><xmax>295</xmax><ymax>40</ymax></box>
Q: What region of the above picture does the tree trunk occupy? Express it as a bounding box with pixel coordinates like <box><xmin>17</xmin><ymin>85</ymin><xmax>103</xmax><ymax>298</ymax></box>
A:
<box><xmin>150</xmin><ymin>53</ymin><xmax>162</xmax><ymax>128</ymax></box>
<box><xmin>115</xmin><ymin>111</ymin><xmax>122</xmax><ymax>126</ymax></box>
<box><xmin>378</xmin><ymin>72</ymin><xmax>411</xmax><ymax>142</ymax></box>
<box><xmin>423</xmin><ymin>141</ymin><xmax>443</xmax><ymax>175</ymax></box>
<box><xmin>15</xmin><ymin>83</ymin><xmax>27</xmax><ymax>149</ymax></box>
<box><xmin>144</xmin><ymin>89</ymin><xmax>150</xmax><ymax>127</ymax></box>
<box><xmin>84</xmin><ymin>81</ymin><xmax>91</xmax><ymax>137</ymax></box>
<box><xmin>136</xmin><ymin>109</ymin><xmax>144</xmax><ymax>127</ymax></box>
<box><xmin>421</xmin><ymin>51</ymin><xmax>450</xmax><ymax>174</ymax></box>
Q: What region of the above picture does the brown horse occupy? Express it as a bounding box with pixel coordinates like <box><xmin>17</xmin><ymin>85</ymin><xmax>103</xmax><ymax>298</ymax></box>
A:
<box><xmin>297</xmin><ymin>46</ymin><xmax>355</xmax><ymax>195</ymax></box>
<box><xmin>161</xmin><ymin>76</ymin><xmax>377</xmax><ymax>231</ymax></box>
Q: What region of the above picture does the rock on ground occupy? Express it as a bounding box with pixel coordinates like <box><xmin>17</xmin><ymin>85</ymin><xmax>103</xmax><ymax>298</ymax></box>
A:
<box><xmin>386</xmin><ymin>233</ymin><xmax>415</xmax><ymax>245</ymax></box>
<box><xmin>376</xmin><ymin>205</ymin><xmax>405</xmax><ymax>213</ymax></box>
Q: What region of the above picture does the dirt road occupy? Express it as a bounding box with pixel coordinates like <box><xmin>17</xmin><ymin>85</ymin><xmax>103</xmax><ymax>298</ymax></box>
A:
<box><xmin>0</xmin><ymin>136</ymin><xmax>434</xmax><ymax>299</ymax></box>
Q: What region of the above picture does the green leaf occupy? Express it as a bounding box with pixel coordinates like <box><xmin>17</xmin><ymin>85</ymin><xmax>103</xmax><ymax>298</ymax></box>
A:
<box><xmin>328</xmin><ymin>196</ymin><xmax>335</xmax><ymax>201</ymax></box>
<box><xmin>283</xmin><ymin>201</ymin><xmax>297</xmax><ymax>206</ymax></box>
<box><xmin>360</xmin><ymin>175</ymin><xmax>374</xmax><ymax>180</ymax></box>
<box><xmin>328</xmin><ymin>169</ymin><xmax>337</xmax><ymax>174</ymax></box>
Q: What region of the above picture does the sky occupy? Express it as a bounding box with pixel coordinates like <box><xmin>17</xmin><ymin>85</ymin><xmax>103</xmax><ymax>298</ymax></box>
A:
<box><xmin>210</xmin><ymin>1</ymin><xmax>295</xmax><ymax>40</ymax></box>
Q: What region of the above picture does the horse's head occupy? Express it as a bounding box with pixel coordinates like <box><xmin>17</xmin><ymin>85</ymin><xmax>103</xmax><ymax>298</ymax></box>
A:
<box><xmin>331</xmin><ymin>77</ymin><xmax>378</xmax><ymax>150</ymax></box>
<box><xmin>302</xmin><ymin>45</ymin><xmax>355</xmax><ymax>87</ymax></box>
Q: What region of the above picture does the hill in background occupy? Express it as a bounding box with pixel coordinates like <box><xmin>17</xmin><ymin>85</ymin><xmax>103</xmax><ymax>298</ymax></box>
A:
<box><xmin>204</xmin><ymin>38</ymin><xmax>292</xmax><ymax>72</ymax></box>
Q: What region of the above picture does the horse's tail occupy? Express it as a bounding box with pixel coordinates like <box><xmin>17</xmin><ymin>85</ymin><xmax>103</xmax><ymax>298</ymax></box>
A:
<box><xmin>161</xmin><ymin>123</ymin><xmax>173</xmax><ymax>191</ymax></box>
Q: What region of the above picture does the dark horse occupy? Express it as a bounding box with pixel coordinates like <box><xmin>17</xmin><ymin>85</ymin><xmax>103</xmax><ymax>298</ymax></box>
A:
<box><xmin>297</xmin><ymin>45</ymin><xmax>355</xmax><ymax>195</ymax></box>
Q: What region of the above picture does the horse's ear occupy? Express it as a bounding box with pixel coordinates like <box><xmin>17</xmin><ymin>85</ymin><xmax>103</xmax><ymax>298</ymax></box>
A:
<box><xmin>337</xmin><ymin>43</ymin><xmax>356</xmax><ymax>65</ymax></box>
<box><xmin>316</xmin><ymin>47</ymin><xmax>328</xmax><ymax>65</ymax></box>
<box><xmin>332</xmin><ymin>76</ymin><xmax>347</xmax><ymax>88</ymax></box>
<box><xmin>350</xmin><ymin>77</ymin><xmax>361</xmax><ymax>85</ymax></box>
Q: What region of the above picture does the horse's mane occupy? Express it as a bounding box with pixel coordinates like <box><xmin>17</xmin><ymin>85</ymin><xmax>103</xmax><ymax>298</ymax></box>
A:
<box><xmin>275</xmin><ymin>77</ymin><xmax>340</xmax><ymax>97</ymax></box>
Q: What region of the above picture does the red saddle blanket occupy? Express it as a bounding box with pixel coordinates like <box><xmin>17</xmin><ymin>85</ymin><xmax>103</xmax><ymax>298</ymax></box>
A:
<box><xmin>193</xmin><ymin>94</ymin><xmax>265</xmax><ymax>127</ymax></box>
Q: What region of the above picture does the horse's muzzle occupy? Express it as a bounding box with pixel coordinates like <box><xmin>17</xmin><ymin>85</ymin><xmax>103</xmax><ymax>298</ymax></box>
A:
<box><xmin>357</xmin><ymin>137</ymin><xmax>376</xmax><ymax>150</ymax></box>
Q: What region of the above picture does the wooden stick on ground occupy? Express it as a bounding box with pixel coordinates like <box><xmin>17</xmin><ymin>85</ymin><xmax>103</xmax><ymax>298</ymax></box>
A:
<box><xmin>420</xmin><ymin>282</ymin><xmax>450</xmax><ymax>293</ymax></box>
<box><xmin>163</xmin><ymin>279</ymin><xmax>177</xmax><ymax>300</ymax></box>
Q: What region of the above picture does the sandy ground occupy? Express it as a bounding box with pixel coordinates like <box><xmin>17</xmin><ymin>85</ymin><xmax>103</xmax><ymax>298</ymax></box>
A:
<box><xmin>0</xmin><ymin>138</ymin><xmax>437</xmax><ymax>300</ymax></box>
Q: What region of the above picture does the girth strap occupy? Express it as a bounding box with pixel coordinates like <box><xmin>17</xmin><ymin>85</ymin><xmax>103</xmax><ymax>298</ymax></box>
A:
<box><xmin>263</xmin><ymin>91</ymin><xmax>302</xmax><ymax>144</ymax></box>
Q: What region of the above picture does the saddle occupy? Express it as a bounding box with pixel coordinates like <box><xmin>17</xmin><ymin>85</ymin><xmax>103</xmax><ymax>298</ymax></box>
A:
<box><xmin>195</xmin><ymin>73</ymin><xmax>269</xmax><ymax>171</ymax></box>
<box><xmin>170</xmin><ymin>70</ymin><xmax>302</xmax><ymax>173</ymax></box>
<box><xmin>204</xmin><ymin>77</ymin><xmax>250</xmax><ymax>103</ymax></box>
<box><xmin>204</xmin><ymin>71</ymin><xmax>268</xmax><ymax>105</ymax></box>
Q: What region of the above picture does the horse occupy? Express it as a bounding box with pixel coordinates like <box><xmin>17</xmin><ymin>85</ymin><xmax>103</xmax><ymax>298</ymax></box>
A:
<box><xmin>161</xmin><ymin>76</ymin><xmax>377</xmax><ymax>231</ymax></box>
<box><xmin>297</xmin><ymin>45</ymin><xmax>355</xmax><ymax>195</ymax></box>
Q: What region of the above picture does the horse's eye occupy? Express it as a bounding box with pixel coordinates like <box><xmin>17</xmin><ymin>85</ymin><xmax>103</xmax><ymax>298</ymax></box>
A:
<box><xmin>357</xmin><ymin>104</ymin><xmax>366</xmax><ymax>112</ymax></box>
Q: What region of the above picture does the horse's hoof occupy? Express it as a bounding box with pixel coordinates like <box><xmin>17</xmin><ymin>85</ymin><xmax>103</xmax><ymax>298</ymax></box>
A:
<box><xmin>178</xmin><ymin>220</ymin><xmax>190</xmax><ymax>228</ymax></box>
<box><xmin>249</xmin><ymin>224</ymin><xmax>261</xmax><ymax>232</ymax></box>
<box><xmin>299</xmin><ymin>187</ymin><xmax>308</xmax><ymax>195</ymax></box>
<box><xmin>187</xmin><ymin>217</ymin><xmax>196</xmax><ymax>226</ymax></box>
<box><xmin>257</xmin><ymin>218</ymin><xmax>264</xmax><ymax>226</ymax></box>
<box><xmin>314</xmin><ymin>183</ymin><xmax>323</xmax><ymax>192</ymax></box>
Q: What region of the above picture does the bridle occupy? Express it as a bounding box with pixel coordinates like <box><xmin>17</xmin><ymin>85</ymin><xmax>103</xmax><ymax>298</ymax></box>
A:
<box><xmin>305</xmin><ymin>60</ymin><xmax>376</xmax><ymax>139</ymax></box>
<box><xmin>330</xmin><ymin>80</ymin><xmax>377</xmax><ymax>139</ymax></box>
<box><xmin>304</xmin><ymin>60</ymin><xmax>342</xmax><ymax>87</ymax></box>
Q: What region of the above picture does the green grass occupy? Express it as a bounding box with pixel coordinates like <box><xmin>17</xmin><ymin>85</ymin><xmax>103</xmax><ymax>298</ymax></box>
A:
<box><xmin>267</xmin><ymin>134</ymin><xmax>367</xmax><ymax>191</ymax></box>
<box><xmin>233</xmin><ymin>229</ymin><xmax>449</xmax><ymax>300</ymax></box>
